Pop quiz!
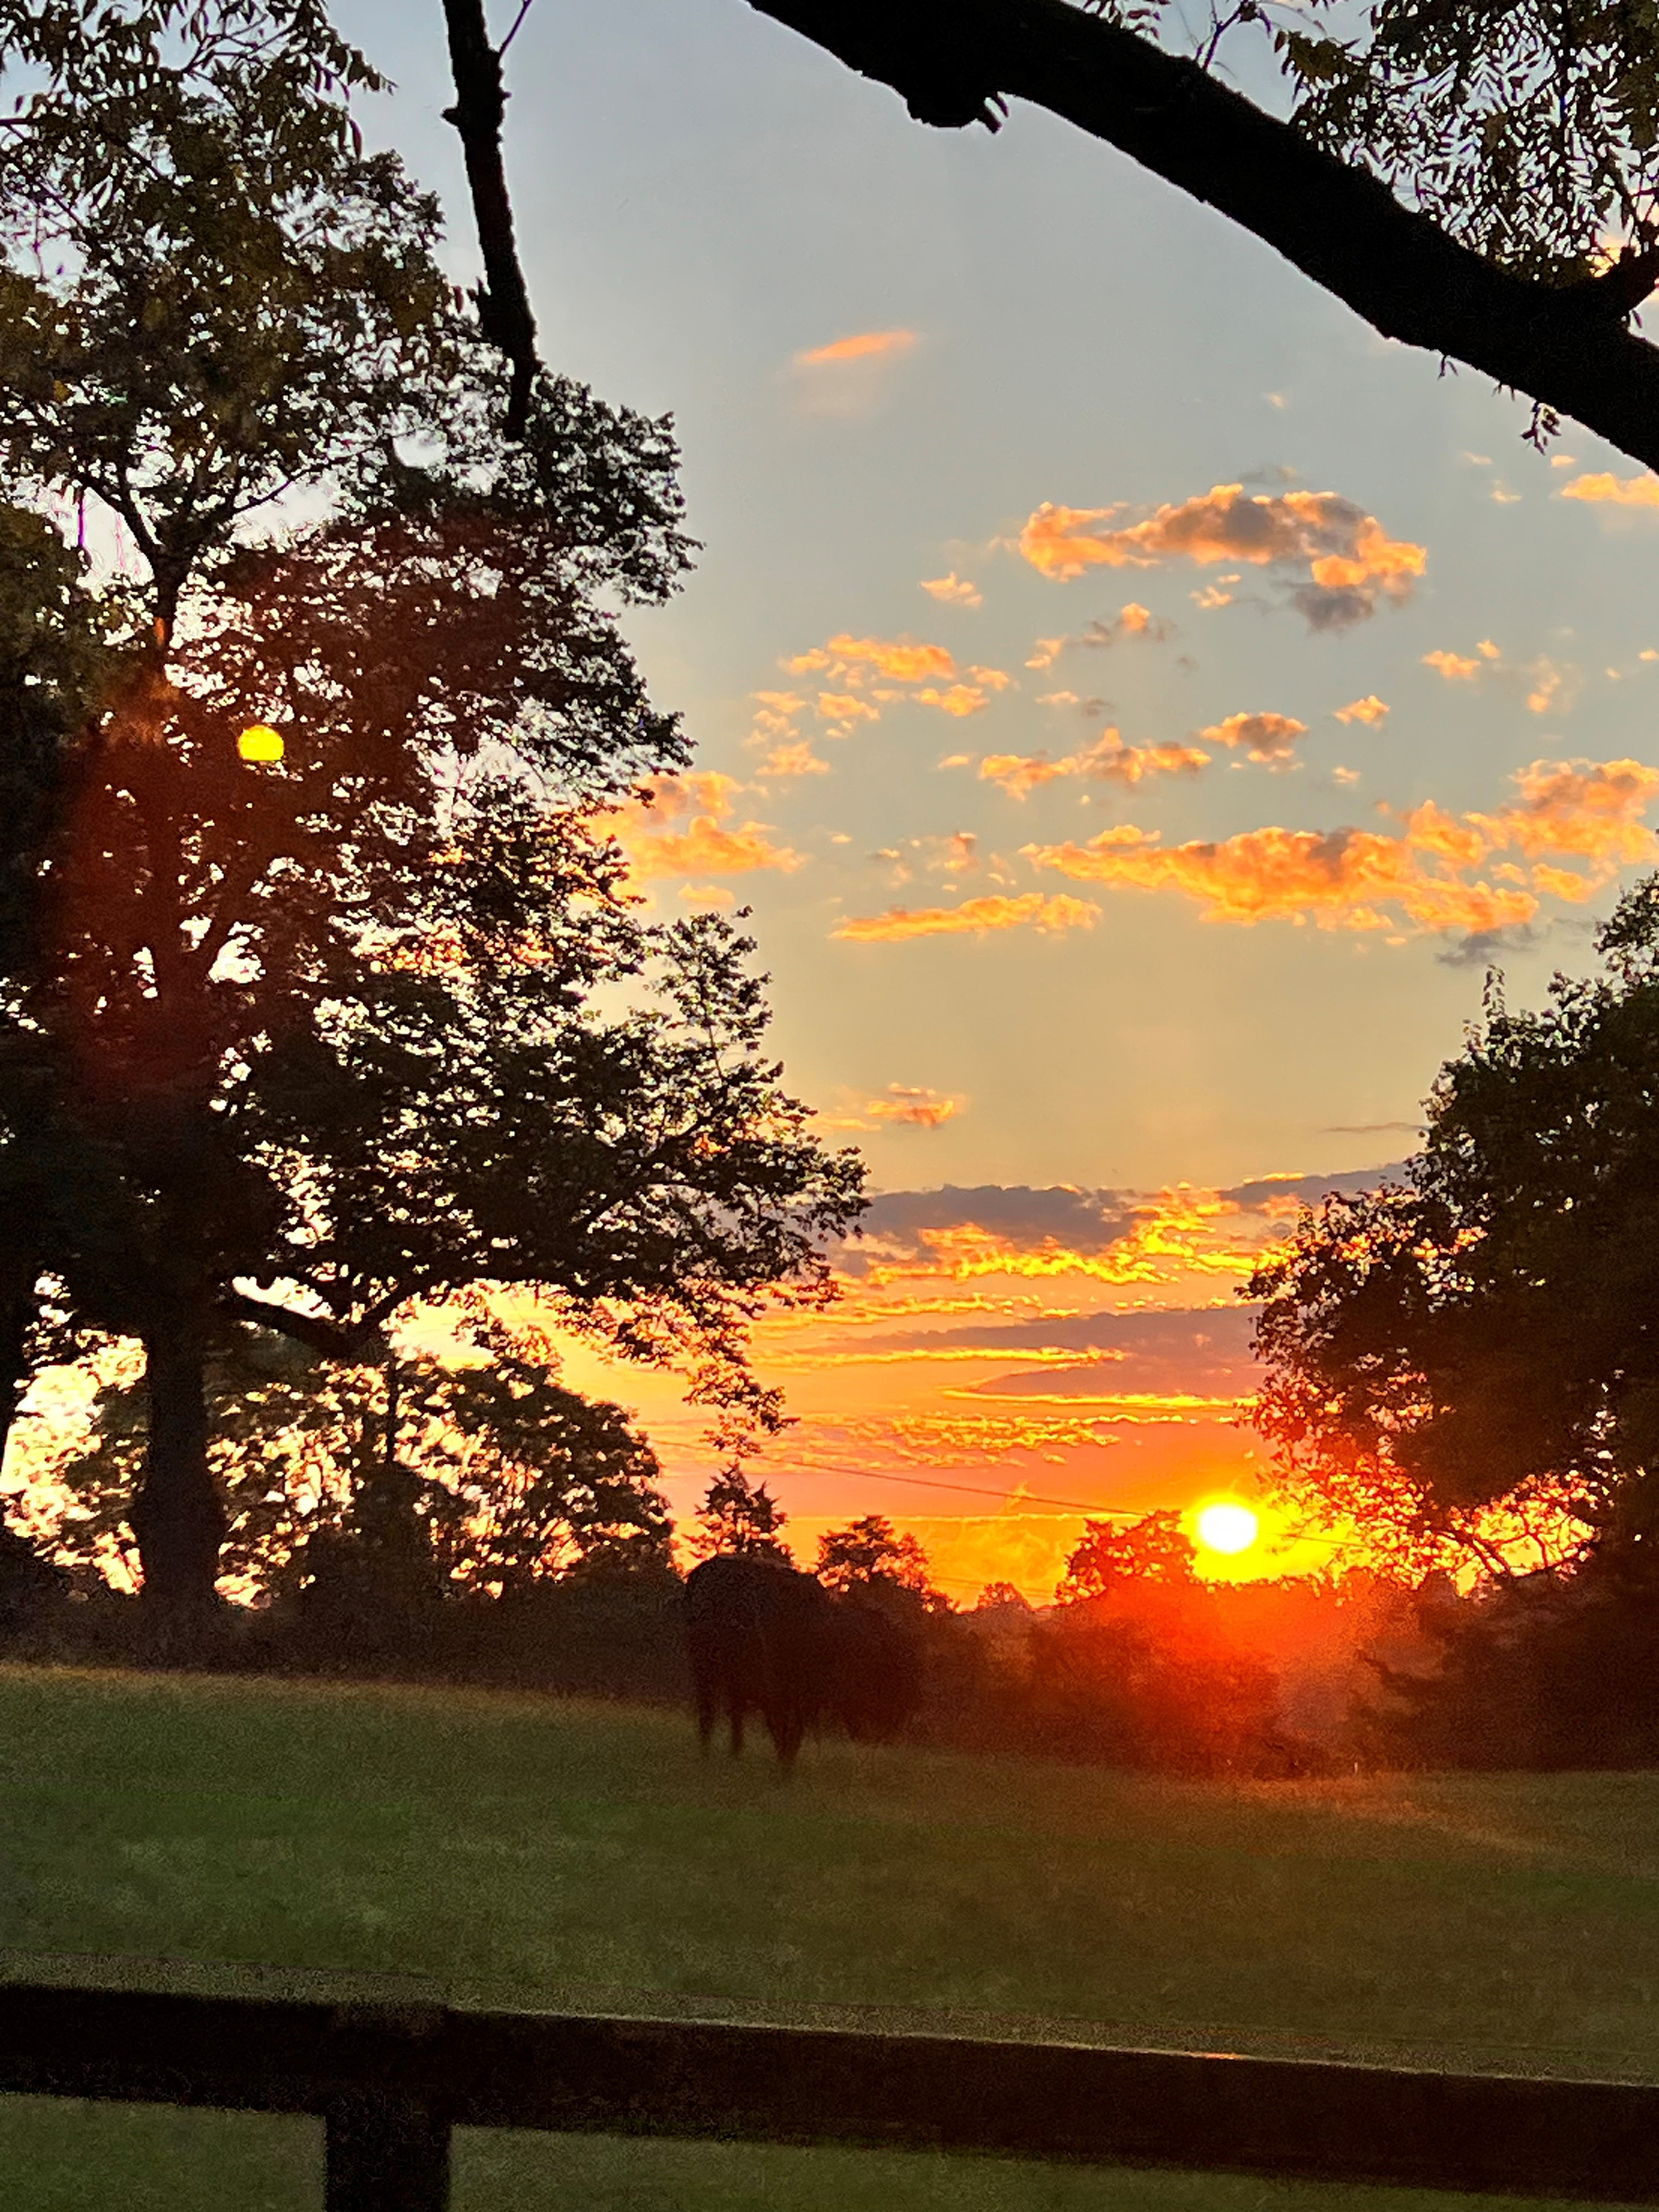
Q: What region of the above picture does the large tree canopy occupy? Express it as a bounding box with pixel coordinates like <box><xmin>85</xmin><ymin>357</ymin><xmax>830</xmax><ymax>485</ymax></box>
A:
<box><xmin>736</xmin><ymin>0</ymin><xmax>1659</xmax><ymax>469</ymax></box>
<box><xmin>1249</xmin><ymin>876</ymin><xmax>1659</xmax><ymax>1579</ymax></box>
<box><xmin>0</xmin><ymin>2</ymin><xmax>865</xmax><ymax>1632</ymax></box>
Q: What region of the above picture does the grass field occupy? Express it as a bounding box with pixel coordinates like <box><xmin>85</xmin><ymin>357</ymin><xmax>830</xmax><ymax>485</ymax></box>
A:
<box><xmin>2</xmin><ymin>1664</ymin><xmax>1657</xmax><ymax>2210</ymax></box>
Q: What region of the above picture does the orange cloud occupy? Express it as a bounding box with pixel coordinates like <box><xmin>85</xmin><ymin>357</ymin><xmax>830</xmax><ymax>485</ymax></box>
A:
<box><xmin>1199</xmin><ymin>711</ymin><xmax>1308</xmax><ymax>764</ymax></box>
<box><xmin>1025</xmin><ymin>759</ymin><xmax>1659</xmax><ymax>935</ymax></box>
<box><xmin>1559</xmin><ymin>470</ymin><xmax>1659</xmax><ymax>507</ymax></box>
<box><xmin>913</xmin><ymin>682</ymin><xmax>996</xmax><ymax>717</ymax></box>
<box><xmin>980</xmin><ymin>729</ymin><xmax>1210</xmax><ymax>798</ymax></box>
<box><xmin>921</xmin><ymin>572</ymin><xmax>982</xmax><ymax>607</ymax></box>
<box><xmin>1017</xmin><ymin>484</ymin><xmax>1425</xmax><ymax>628</ymax></box>
<box><xmin>758</xmin><ymin>740</ymin><xmax>830</xmax><ymax>777</ymax></box>
<box><xmin>1469</xmin><ymin>756</ymin><xmax>1659</xmax><ymax>863</ymax></box>
<box><xmin>786</xmin><ymin>634</ymin><xmax>956</xmax><ymax>683</ymax></box>
<box><xmin>1335</xmin><ymin>695</ymin><xmax>1389</xmax><ymax>726</ymax></box>
<box><xmin>1422</xmin><ymin>642</ymin><xmax>1576</xmax><ymax>717</ymax></box>
<box><xmin>867</xmin><ymin>1187</ymin><xmax>1264</xmax><ymax>1290</ymax></box>
<box><xmin>606</xmin><ymin>771</ymin><xmax>804</xmax><ymax>882</ymax></box>
<box><xmin>834</xmin><ymin>892</ymin><xmax>1100</xmax><ymax>942</ymax></box>
<box><xmin>867</xmin><ymin>1085</ymin><xmax>966</xmax><ymax>1128</ymax></box>
<box><xmin>1023</xmin><ymin>604</ymin><xmax>1176</xmax><ymax>668</ymax></box>
<box><xmin>794</xmin><ymin>328</ymin><xmax>918</xmax><ymax>367</ymax></box>
<box><xmin>825</xmin><ymin>1083</ymin><xmax>970</xmax><ymax>1133</ymax></box>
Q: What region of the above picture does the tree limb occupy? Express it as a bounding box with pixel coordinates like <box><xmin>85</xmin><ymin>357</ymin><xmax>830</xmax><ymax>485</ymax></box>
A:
<box><xmin>738</xmin><ymin>0</ymin><xmax>1659</xmax><ymax>470</ymax></box>
<box><xmin>440</xmin><ymin>0</ymin><xmax>541</xmax><ymax>436</ymax></box>
<box><xmin>219</xmin><ymin>1290</ymin><xmax>386</xmax><ymax>1363</ymax></box>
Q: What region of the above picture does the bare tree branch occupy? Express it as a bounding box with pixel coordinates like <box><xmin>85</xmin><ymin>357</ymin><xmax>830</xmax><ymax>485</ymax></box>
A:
<box><xmin>738</xmin><ymin>0</ymin><xmax>1659</xmax><ymax>470</ymax></box>
<box><xmin>440</xmin><ymin>0</ymin><xmax>540</xmax><ymax>436</ymax></box>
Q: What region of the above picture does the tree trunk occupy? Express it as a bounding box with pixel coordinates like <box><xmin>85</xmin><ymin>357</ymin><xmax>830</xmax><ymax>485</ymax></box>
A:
<box><xmin>132</xmin><ymin>1307</ymin><xmax>227</xmax><ymax>1643</ymax></box>
<box><xmin>0</xmin><ymin>1271</ymin><xmax>39</xmax><ymax>1483</ymax></box>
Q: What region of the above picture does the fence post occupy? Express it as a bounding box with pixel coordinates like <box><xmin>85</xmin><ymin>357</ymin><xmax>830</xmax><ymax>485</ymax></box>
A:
<box><xmin>324</xmin><ymin>2088</ymin><xmax>450</xmax><ymax>2212</ymax></box>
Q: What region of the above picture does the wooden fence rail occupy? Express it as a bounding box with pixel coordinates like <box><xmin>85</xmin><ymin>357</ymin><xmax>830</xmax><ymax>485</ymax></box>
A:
<box><xmin>1</xmin><ymin>1981</ymin><xmax>1656</xmax><ymax>2210</ymax></box>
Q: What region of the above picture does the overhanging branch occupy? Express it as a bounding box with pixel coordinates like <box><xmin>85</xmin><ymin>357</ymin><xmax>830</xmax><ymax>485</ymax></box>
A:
<box><xmin>219</xmin><ymin>1291</ymin><xmax>387</xmax><ymax>1364</ymax></box>
<box><xmin>739</xmin><ymin>0</ymin><xmax>1659</xmax><ymax>471</ymax></box>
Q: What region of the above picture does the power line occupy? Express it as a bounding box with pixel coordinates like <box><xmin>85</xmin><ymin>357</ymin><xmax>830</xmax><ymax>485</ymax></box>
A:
<box><xmin>783</xmin><ymin>1464</ymin><xmax>1354</xmax><ymax>1553</ymax></box>
<box><xmin>786</xmin><ymin>1466</ymin><xmax>1149</xmax><ymax>1518</ymax></box>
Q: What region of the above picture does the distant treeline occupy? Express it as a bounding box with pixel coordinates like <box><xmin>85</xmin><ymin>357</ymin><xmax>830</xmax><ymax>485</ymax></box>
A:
<box><xmin>12</xmin><ymin>1485</ymin><xmax>1641</xmax><ymax>1776</ymax></box>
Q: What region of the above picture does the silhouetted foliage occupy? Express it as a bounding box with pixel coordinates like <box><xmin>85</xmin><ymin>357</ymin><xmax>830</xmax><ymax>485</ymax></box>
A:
<box><xmin>0</xmin><ymin>13</ymin><xmax>864</xmax><ymax>1635</ymax></box>
<box><xmin>1056</xmin><ymin>1509</ymin><xmax>1197</xmax><ymax>1602</ymax></box>
<box><xmin>51</xmin><ymin>1325</ymin><xmax>674</xmax><ymax>1610</ymax></box>
<box><xmin>691</xmin><ymin>1466</ymin><xmax>794</xmax><ymax>1563</ymax></box>
<box><xmin>1024</xmin><ymin>1584</ymin><xmax>1280</xmax><ymax>1775</ymax></box>
<box><xmin>1251</xmin><ymin>873</ymin><xmax>1659</xmax><ymax>1582</ymax></box>
<box><xmin>1360</xmin><ymin>1566</ymin><xmax>1659</xmax><ymax>1771</ymax></box>
<box><xmin>815</xmin><ymin>1512</ymin><xmax>946</xmax><ymax>1613</ymax></box>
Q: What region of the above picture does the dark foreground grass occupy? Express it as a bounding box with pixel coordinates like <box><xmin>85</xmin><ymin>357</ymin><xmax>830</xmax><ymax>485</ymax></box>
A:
<box><xmin>2</xmin><ymin>1665</ymin><xmax>1657</xmax><ymax>2210</ymax></box>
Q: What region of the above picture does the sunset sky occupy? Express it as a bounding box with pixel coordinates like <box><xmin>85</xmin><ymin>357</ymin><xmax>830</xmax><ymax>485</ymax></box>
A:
<box><xmin>335</xmin><ymin>1</ymin><xmax>1659</xmax><ymax>1598</ymax></box>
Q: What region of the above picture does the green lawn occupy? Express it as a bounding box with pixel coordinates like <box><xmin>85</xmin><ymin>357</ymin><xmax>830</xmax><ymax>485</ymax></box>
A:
<box><xmin>2</xmin><ymin>1664</ymin><xmax>1657</xmax><ymax>2210</ymax></box>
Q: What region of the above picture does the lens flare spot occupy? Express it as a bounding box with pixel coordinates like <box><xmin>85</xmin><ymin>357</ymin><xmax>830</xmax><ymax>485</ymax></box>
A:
<box><xmin>237</xmin><ymin>724</ymin><xmax>285</xmax><ymax>764</ymax></box>
<box><xmin>1196</xmin><ymin>1501</ymin><xmax>1259</xmax><ymax>1556</ymax></box>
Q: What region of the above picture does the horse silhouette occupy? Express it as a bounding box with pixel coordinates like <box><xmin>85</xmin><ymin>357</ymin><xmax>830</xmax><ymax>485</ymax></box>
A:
<box><xmin>684</xmin><ymin>1553</ymin><xmax>922</xmax><ymax>1768</ymax></box>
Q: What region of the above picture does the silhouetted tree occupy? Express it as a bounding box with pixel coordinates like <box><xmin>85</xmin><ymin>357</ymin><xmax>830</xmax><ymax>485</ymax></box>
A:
<box><xmin>1250</xmin><ymin>875</ymin><xmax>1659</xmax><ymax>1582</ymax></box>
<box><xmin>53</xmin><ymin>1324</ymin><xmax>674</xmax><ymax>1607</ymax></box>
<box><xmin>692</xmin><ymin>1466</ymin><xmax>794</xmax><ymax>1563</ymax></box>
<box><xmin>1056</xmin><ymin>1509</ymin><xmax>1196</xmax><ymax>1602</ymax></box>
<box><xmin>974</xmin><ymin>1580</ymin><xmax>1030</xmax><ymax>1612</ymax></box>
<box><xmin>0</xmin><ymin>16</ymin><xmax>864</xmax><ymax>1635</ymax></box>
<box><xmin>816</xmin><ymin>1512</ymin><xmax>947</xmax><ymax>1613</ymax></box>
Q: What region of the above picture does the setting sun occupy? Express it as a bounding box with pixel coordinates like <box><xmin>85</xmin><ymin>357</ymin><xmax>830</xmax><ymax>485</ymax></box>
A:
<box><xmin>237</xmin><ymin>724</ymin><xmax>284</xmax><ymax>764</ymax></box>
<box><xmin>1196</xmin><ymin>1501</ymin><xmax>1260</xmax><ymax>1556</ymax></box>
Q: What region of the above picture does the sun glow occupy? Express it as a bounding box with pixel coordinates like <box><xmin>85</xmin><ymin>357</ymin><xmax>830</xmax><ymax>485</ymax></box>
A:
<box><xmin>1195</xmin><ymin>1500</ymin><xmax>1260</xmax><ymax>1556</ymax></box>
<box><xmin>237</xmin><ymin>724</ymin><xmax>285</xmax><ymax>763</ymax></box>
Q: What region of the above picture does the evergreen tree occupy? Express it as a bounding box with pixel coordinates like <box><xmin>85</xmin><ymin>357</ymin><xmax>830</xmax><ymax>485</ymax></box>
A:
<box><xmin>692</xmin><ymin>1466</ymin><xmax>793</xmax><ymax>1563</ymax></box>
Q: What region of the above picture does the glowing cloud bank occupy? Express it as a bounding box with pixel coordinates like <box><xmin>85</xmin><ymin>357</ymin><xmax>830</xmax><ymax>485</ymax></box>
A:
<box><xmin>1024</xmin><ymin>760</ymin><xmax>1659</xmax><ymax>933</ymax></box>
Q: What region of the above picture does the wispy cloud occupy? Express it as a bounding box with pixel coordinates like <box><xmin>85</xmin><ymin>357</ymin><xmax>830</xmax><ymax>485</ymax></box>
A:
<box><xmin>787</xmin><ymin>328</ymin><xmax>920</xmax><ymax>417</ymax></box>
<box><xmin>1024</xmin><ymin>603</ymin><xmax>1175</xmax><ymax>670</ymax></box>
<box><xmin>1016</xmin><ymin>484</ymin><xmax>1425</xmax><ymax>629</ymax></box>
<box><xmin>834</xmin><ymin>892</ymin><xmax>1099</xmax><ymax>942</ymax></box>
<box><xmin>787</xmin><ymin>634</ymin><xmax>956</xmax><ymax>683</ymax></box>
<box><xmin>757</xmin><ymin>740</ymin><xmax>830</xmax><ymax>778</ymax></box>
<box><xmin>1421</xmin><ymin>639</ymin><xmax>1574</xmax><ymax>715</ymax></box>
<box><xmin>921</xmin><ymin>572</ymin><xmax>982</xmax><ymax>607</ymax></box>
<box><xmin>825</xmin><ymin>1083</ymin><xmax>969</xmax><ymax>1132</ymax></box>
<box><xmin>1423</xmin><ymin>649</ymin><xmax>1482</xmax><ymax>681</ymax></box>
<box><xmin>794</xmin><ymin>329</ymin><xmax>918</xmax><ymax>368</ymax></box>
<box><xmin>779</xmin><ymin>636</ymin><xmax>1013</xmax><ymax>724</ymax></box>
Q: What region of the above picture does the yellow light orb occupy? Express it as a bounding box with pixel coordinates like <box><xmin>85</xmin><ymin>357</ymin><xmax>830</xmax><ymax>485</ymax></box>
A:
<box><xmin>237</xmin><ymin>724</ymin><xmax>285</xmax><ymax>764</ymax></box>
<box><xmin>1196</xmin><ymin>1501</ymin><xmax>1260</xmax><ymax>1556</ymax></box>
